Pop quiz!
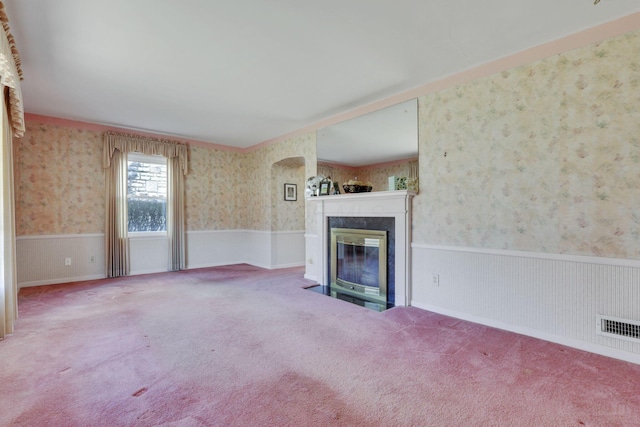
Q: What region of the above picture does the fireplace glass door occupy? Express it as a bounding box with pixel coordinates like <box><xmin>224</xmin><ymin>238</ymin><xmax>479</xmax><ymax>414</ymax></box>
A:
<box><xmin>330</xmin><ymin>228</ymin><xmax>387</xmax><ymax>305</ymax></box>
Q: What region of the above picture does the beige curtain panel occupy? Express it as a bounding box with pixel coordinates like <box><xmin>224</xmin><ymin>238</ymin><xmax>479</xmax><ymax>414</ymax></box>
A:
<box><xmin>0</xmin><ymin>2</ymin><xmax>24</xmax><ymax>138</ymax></box>
<box><xmin>103</xmin><ymin>132</ymin><xmax>188</xmax><ymax>277</ymax></box>
<box><xmin>0</xmin><ymin>1</ymin><xmax>21</xmax><ymax>339</ymax></box>
<box><xmin>167</xmin><ymin>156</ymin><xmax>186</xmax><ymax>271</ymax></box>
<box><xmin>0</xmin><ymin>94</ymin><xmax>17</xmax><ymax>338</ymax></box>
<box><xmin>104</xmin><ymin>148</ymin><xmax>129</xmax><ymax>278</ymax></box>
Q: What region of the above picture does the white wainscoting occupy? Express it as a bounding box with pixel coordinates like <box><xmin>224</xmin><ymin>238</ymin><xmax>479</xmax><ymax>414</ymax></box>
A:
<box><xmin>16</xmin><ymin>234</ymin><xmax>105</xmax><ymax>287</ymax></box>
<box><xmin>304</xmin><ymin>233</ymin><xmax>320</xmax><ymax>282</ymax></box>
<box><xmin>271</xmin><ymin>230</ymin><xmax>307</xmax><ymax>269</ymax></box>
<box><xmin>187</xmin><ymin>229</ymin><xmax>305</xmax><ymax>270</ymax></box>
<box><xmin>17</xmin><ymin>230</ymin><xmax>306</xmax><ymax>288</ymax></box>
<box><xmin>185</xmin><ymin>230</ymin><xmax>247</xmax><ymax>269</ymax></box>
<box><xmin>411</xmin><ymin>244</ymin><xmax>640</xmax><ymax>364</ymax></box>
<box><xmin>129</xmin><ymin>234</ymin><xmax>169</xmax><ymax>275</ymax></box>
<box><xmin>242</xmin><ymin>230</ymin><xmax>273</xmax><ymax>270</ymax></box>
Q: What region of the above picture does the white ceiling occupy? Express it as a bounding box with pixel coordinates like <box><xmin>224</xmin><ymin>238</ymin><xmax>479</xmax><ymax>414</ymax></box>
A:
<box><xmin>5</xmin><ymin>1</ymin><xmax>640</xmax><ymax>151</ymax></box>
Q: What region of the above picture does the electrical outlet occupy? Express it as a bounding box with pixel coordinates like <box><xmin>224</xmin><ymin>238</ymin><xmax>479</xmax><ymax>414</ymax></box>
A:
<box><xmin>65</xmin><ymin>257</ymin><xmax>72</xmax><ymax>266</ymax></box>
<box><xmin>89</xmin><ymin>255</ymin><xmax>96</xmax><ymax>263</ymax></box>
<box><xmin>432</xmin><ymin>274</ymin><xmax>439</xmax><ymax>287</ymax></box>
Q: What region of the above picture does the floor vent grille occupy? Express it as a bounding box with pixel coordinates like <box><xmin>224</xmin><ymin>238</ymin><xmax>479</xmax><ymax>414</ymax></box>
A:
<box><xmin>596</xmin><ymin>315</ymin><xmax>640</xmax><ymax>343</ymax></box>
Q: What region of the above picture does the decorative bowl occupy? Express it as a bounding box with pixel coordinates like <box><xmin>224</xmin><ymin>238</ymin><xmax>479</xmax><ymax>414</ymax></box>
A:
<box><xmin>343</xmin><ymin>184</ymin><xmax>372</xmax><ymax>193</ymax></box>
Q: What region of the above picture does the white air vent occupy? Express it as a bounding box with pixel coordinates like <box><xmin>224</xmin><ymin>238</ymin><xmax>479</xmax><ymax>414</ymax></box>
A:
<box><xmin>596</xmin><ymin>314</ymin><xmax>640</xmax><ymax>343</ymax></box>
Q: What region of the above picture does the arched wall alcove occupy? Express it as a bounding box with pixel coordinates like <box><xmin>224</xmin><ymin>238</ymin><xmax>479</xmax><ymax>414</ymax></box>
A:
<box><xmin>270</xmin><ymin>156</ymin><xmax>306</xmax><ymax>232</ymax></box>
<box><xmin>269</xmin><ymin>156</ymin><xmax>306</xmax><ymax>268</ymax></box>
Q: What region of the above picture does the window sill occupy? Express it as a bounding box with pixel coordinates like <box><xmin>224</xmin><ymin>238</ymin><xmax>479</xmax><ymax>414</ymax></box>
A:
<box><xmin>128</xmin><ymin>232</ymin><xmax>168</xmax><ymax>239</ymax></box>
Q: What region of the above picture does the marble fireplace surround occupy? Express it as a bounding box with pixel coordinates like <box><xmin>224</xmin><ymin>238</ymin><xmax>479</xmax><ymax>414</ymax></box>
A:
<box><xmin>306</xmin><ymin>190</ymin><xmax>416</xmax><ymax>306</ymax></box>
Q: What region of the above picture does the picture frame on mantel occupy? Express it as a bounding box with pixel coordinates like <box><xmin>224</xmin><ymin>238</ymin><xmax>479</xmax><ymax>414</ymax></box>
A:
<box><xmin>319</xmin><ymin>179</ymin><xmax>331</xmax><ymax>196</ymax></box>
<box><xmin>284</xmin><ymin>183</ymin><xmax>297</xmax><ymax>201</ymax></box>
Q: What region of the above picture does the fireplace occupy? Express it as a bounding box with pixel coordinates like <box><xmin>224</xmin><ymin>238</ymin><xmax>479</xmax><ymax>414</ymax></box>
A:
<box><xmin>330</xmin><ymin>228</ymin><xmax>387</xmax><ymax>306</ymax></box>
<box><xmin>305</xmin><ymin>190</ymin><xmax>415</xmax><ymax>307</ymax></box>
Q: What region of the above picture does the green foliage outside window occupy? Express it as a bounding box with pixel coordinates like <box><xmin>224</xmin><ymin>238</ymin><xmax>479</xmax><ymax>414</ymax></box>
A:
<box><xmin>128</xmin><ymin>198</ymin><xmax>167</xmax><ymax>232</ymax></box>
<box><xmin>127</xmin><ymin>158</ymin><xmax>167</xmax><ymax>232</ymax></box>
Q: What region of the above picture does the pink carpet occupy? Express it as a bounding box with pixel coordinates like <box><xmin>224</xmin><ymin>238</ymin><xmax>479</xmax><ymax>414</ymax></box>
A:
<box><xmin>1</xmin><ymin>264</ymin><xmax>639</xmax><ymax>426</ymax></box>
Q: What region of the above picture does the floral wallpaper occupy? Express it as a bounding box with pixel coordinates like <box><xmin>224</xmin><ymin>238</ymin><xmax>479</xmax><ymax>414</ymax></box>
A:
<box><xmin>15</xmin><ymin>122</ymin><xmax>316</xmax><ymax>236</ymax></box>
<box><xmin>17</xmin><ymin>26</ymin><xmax>639</xmax><ymax>264</ymax></box>
<box><xmin>358</xmin><ymin>159</ymin><xmax>418</xmax><ymax>192</ymax></box>
<box><xmin>317</xmin><ymin>158</ymin><xmax>417</xmax><ymax>193</ymax></box>
<box><xmin>317</xmin><ymin>162</ymin><xmax>354</xmax><ymax>192</ymax></box>
<box><xmin>184</xmin><ymin>145</ymin><xmax>245</xmax><ymax>231</ymax></box>
<box><xmin>305</xmin><ymin>196</ymin><xmax>317</xmax><ymax>236</ymax></box>
<box><xmin>413</xmin><ymin>29</ymin><xmax>640</xmax><ymax>260</ymax></box>
<box><xmin>272</xmin><ymin>158</ymin><xmax>306</xmax><ymax>231</ymax></box>
<box><xmin>14</xmin><ymin>123</ymin><xmax>104</xmax><ymax>235</ymax></box>
<box><xmin>244</xmin><ymin>132</ymin><xmax>316</xmax><ymax>231</ymax></box>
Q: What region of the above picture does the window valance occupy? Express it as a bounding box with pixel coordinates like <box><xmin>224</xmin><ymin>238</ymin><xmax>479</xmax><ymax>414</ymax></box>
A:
<box><xmin>103</xmin><ymin>131</ymin><xmax>189</xmax><ymax>175</ymax></box>
<box><xmin>0</xmin><ymin>2</ymin><xmax>24</xmax><ymax>138</ymax></box>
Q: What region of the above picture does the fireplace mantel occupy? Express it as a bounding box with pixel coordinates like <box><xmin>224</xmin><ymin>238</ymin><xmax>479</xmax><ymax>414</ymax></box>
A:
<box><xmin>305</xmin><ymin>190</ymin><xmax>416</xmax><ymax>306</ymax></box>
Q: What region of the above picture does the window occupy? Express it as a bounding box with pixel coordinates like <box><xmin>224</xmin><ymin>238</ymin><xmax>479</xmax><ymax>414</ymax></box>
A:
<box><xmin>127</xmin><ymin>152</ymin><xmax>167</xmax><ymax>232</ymax></box>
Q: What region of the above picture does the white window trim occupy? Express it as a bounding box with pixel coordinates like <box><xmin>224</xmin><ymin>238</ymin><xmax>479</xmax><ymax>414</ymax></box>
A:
<box><xmin>128</xmin><ymin>231</ymin><xmax>168</xmax><ymax>239</ymax></box>
<box><xmin>128</xmin><ymin>152</ymin><xmax>166</xmax><ymax>165</ymax></box>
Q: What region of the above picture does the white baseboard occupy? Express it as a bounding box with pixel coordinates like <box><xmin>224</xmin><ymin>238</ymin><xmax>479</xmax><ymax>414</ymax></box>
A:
<box><xmin>304</xmin><ymin>274</ymin><xmax>318</xmax><ymax>282</ymax></box>
<box><xmin>17</xmin><ymin>230</ymin><xmax>306</xmax><ymax>288</ymax></box>
<box><xmin>271</xmin><ymin>262</ymin><xmax>306</xmax><ymax>269</ymax></box>
<box><xmin>19</xmin><ymin>274</ymin><xmax>106</xmax><ymax>289</ymax></box>
<box><xmin>411</xmin><ymin>244</ymin><xmax>640</xmax><ymax>365</ymax></box>
<box><xmin>185</xmin><ymin>261</ymin><xmax>243</xmax><ymax>270</ymax></box>
<box><xmin>411</xmin><ymin>301</ymin><xmax>640</xmax><ymax>365</ymax></box>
